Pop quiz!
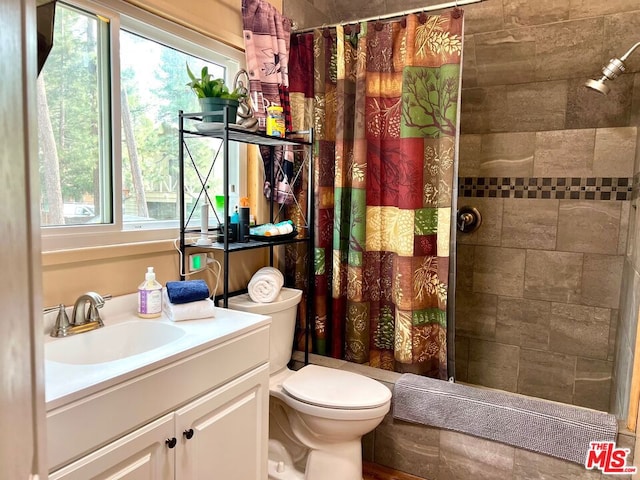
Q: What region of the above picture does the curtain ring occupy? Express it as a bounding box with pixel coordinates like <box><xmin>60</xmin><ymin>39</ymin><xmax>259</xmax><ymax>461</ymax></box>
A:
<box><xmin>344</xmin><ymin>24</ymin><xmax>352</xmax><ymax>35</ymax></box>
<box><xmin>418</xmin><ymin>12</ymin><xmax>428</xmax><ymax>24</ymax></box>
<box><xmin>452</xmin><ymin>7</ymin><xmax>462</xmax><ymax>18</ymax></box>
<box><xmin>322</xmin><ymin>27</ymin><xmax>331</xmax><ymax>38</ymax></box>
<box><xmin>400</xmin><ymin>17</ymin><xmax>407</xmax><ymax>28</ymax></box>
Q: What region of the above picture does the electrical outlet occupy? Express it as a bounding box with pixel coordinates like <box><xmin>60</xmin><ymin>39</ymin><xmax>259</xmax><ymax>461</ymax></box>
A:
<box><xmin>189</xmin><ymin>253</ymin><xmax>207</xmax><ymax>272</ymax></box>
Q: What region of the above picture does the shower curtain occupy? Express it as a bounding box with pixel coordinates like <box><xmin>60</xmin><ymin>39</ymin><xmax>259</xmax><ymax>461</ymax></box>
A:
<box><xmin>242</xmin><ymin>0</ymin><xmax>295</xmax><ymax>203</ymax></box>
<box><xmin>289</xmin><ymin>10</ymin><xmax>463</xmax><ymax>379</ymax></box>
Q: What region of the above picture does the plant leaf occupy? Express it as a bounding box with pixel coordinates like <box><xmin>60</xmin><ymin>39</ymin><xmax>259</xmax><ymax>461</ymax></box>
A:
<box><xmin>186</xmin><ymin>63</ymin><xmax>195</xmax><ymax>81</ymax></box>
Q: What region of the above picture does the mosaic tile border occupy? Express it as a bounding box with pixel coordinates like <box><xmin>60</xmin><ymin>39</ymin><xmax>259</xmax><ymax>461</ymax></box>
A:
<box><xmin>458</xmin><ymin>177</ymin><xmax>634</xmax><ymax>201</ymax></box>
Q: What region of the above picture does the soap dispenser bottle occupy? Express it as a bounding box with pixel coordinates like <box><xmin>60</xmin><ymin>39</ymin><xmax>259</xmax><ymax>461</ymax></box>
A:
<box><xmin>138</xmin><ymin>266</ymin><xmax>162</xmax><ymax>318</ymax></box>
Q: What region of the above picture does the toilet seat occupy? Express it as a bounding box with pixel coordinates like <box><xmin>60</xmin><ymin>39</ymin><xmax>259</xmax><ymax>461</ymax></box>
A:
<box><xmin>282</xmin><ymin>365</ymin><xmax>392</xmax><ymax>410</ymax></box>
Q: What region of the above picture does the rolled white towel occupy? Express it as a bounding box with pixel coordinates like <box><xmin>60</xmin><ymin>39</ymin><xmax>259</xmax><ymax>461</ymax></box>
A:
<box><xmin>248</xmin><ymin>266</ymin><xmax>284</xmax><ymax>303</ymax></box>
<box><xmin>162</xmin><ymin>290</ymin><xmax>216</xmax><ymax>322</ymax></box>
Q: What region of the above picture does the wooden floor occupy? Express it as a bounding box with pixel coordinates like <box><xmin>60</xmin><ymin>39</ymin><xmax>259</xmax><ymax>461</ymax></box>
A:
<box><xmin>363</xmin><ymin>462</ymin><xmax>425</xmax><ymax>480</ymax></box>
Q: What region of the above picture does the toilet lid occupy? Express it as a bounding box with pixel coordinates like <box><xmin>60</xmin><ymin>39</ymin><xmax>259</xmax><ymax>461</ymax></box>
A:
<box><xmin>282</xmin><ymin>365</ymin><xmax>392</xmax><ymax>409</ymax></box>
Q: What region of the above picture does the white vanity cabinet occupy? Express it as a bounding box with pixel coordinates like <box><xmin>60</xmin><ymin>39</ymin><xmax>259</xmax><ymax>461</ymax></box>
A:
<box><xmin>49</xmin><ymin>365</ymin><xmax>268</xmax><ymax>480</ymax></box>
<box><xmin>46</xmin><ymin>314</ymin><xmax>270</xmax><ymax>480</ymax></box>
<box><xmin>49</xmin><ymin>413</ymin><xmax>175</xmax><ymax>480</ymax></box>
<box><xmin>175</xmin><ymin>366</ymin><xmax>267</xmax><ymax>479</ymax></box>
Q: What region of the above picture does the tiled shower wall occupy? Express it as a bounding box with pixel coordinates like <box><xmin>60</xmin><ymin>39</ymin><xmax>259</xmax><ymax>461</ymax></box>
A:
<box><xmin>284</xmin><ymin>0</ymin><xmax>640</xmax><ymax>415</ymax></box>
<box><xmin>456</xmin><ymin>0</ymin><xmax>640</xmax><ymax>416</ymax></box>
<box><xmin>454</xmin><ymin>133</ymin><xmax>634</xmax><ymax>411</ymax></box>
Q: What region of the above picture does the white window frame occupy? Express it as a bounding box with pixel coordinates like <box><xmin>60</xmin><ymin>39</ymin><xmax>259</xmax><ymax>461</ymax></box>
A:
<box><xmin>41</xmin><ymin>0</ymin><xmax>246</xmax><ymax>252</ymax></box>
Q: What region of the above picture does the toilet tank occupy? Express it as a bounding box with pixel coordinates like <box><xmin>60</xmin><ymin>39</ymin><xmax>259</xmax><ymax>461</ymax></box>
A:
<box><xmin>225</xmin><ymin>288</ymin><xmax>302</xmax><ymax>374</ymax></box>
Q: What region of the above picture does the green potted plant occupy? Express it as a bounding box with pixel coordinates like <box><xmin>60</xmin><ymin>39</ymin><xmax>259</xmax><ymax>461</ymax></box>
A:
<box><xmin>186</xmin><ymin>63</ymin><xmax>245</xmax><ymax>123</ymax></box>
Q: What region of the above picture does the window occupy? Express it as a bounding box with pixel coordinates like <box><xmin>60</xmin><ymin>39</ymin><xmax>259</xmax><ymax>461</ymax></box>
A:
<box><xmin>39</xmin><ymin>0</ymin><xmax>245</xmax><ymax>250</ymax></box>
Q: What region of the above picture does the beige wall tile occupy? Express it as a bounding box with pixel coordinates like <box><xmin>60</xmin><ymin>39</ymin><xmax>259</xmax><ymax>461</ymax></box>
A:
<box><xmin>461</xmin><ymin>85</ymin><xmax>510</xmax><ymax>134</ymax></box>
<box><xmin>461</xmin><ymin>0</ymin><xmax>505</xmax><ymax>35</ymax></box>
<box><xmin>517</xmin><ymin>349</ymin><xmax>576</xmax><ymax>403</ymax></box>
<box><xmin>319</xmin><ymin>0</ymin><xmax>385</xmax><ymax>23</ymax></box>
<box><xmin>549</xmin><ymin>303</ymin><xmax>611</xmax><ymax>360</ymax></box>
<box><xmin>457</xmin><ymin>197</ymin><xmax>503</xmax><ymax>246</ymax></box>
<box><xmin>636</xmin><ymin>124</ymin><xmax>640</xmax><ymax>172</ymax></box>
<box><xmin>479</xmin><ymin>132</ymin><xmax>536</xmax><ymax>177</ymax></box>
<box><xmin>467</xmin><ymin>339</ymin><xmax>520</xmax><ymax>391</ymax></box>
<box><xmin>581</xmin><ymin>254</ymin><xmax>624</xmax><ymax>308</ymax></box>
<box><xmin>458</xmin><ymin>134</ymin><xmax>482</xmax><ymax>177</ymax></box>
<box><xmin>632</xmin><ymin>74</ymin><xmax>640</xmax><ymax>127</ymax></box>
<box><xmin>557</xmin><ymin>201</ymin><xmax>621</xmax><ymax>254</ymax></box>
<box><xmin>609</xmin><ymin>309</ymin><xmax>619</xmax><ymax>362</ymax></box>
<box><xmin>373</xmin><ymin>416</ymin><xmax>440</xmax><ymax>480</ymax></box>
<box><xmin>524</xmin><ymin>250</ymin><xmax>583</xmax><ymax>304</ymax></box>
<box><xmin>617</xmin><ymin>429</ymin><xmax>635</xmax><ymax>465</ymax></box>
<box><xmin>533</xmin><ymin>129</ymin><xmax>595</xmax><ymax>177</ymax></box>
<box><xmin>593</xmin><ymin>127</ymin><xmax>637</xmax><ymax>177</ymax></box>
<box><xmin>618</xmin><ymin>261</ymin><xmax>640</xmax><ymax>349</ymax></box>
<box><xmin>612</xmin><ymin>262</ymin><xmax>640</xmax><ymax>417</ymax></box>
<box><xmin>505</xmin><ymin>81</ymin><xmax>568</xmax><ymax>132</ymax></box>
<box><xmin>474</xmin><ymin>28</ymin><xmax>536</xmax><ymax>86</ymax></box>
<box><xmin>611</xmin><ymin>338</ymin><xmax>634</xmax><ymax>418</ymax></box>
<box><xmin>454</xmin><ymin>336</ymin><xmax>469</xmax><ymax>382</ymax></box>
<box><xmin>462</xmin><ymin>34</ymin><xmax>478</xmax><ymax>89</ymax></box>
<box><xmin>569</xmin><ymin>0</ymin><xmax>640</xmax><ymax>19</ymax></box>
<box><xmin>514</xmin><ymin>448</ymin><xmax>604</xmax><ymax>479</ymax></box>
<box><xmin>284</xmin><ymin>0</ymin><xmax>331</xmax><ymax>29</ymax></box>
<box><xmin>604</xmin><ymin>10</ymin><xmax>640</xmax><ymax>73</ymax></box>
<box><xmin>455</xmin><ymin>243</ymin><xmax>475</xmax><ymax>293</ymax></box>
<box><xmin>619</xmin><ymin>201</ymin><xmax>630</xmax><ymax>255</ymax></box>
<box><xmin>504</xmin><ymin>0</ymin><xmax>570</xmax><ymax>27</ymax></box>
<box><xmin>574</xmin><ymin>357</ymin><xmax>613</xmax><ymax>411</ymax></box>
<box><xmin>566</xmin><ymin>75</ymin><xmax>634</xmax><ymax>129</ymax></box>
<box><xmin>502</xmin><ymin>198</ymin><xmax>558</xmax><ymax>249</ymax></box>
<box><xmin>439</xmin><ymin>430</ymin><xmax>515</xmax><ymax>480</ymax></box>
<box><xmin>534</xmin><ymin>17</ymin><xmax>604</xmax><ymax>81</ymax></box>
<box><xmin>496</xmin><ymin>297</ymin><xmax>551</xmax><ymax>350</ymax></box>
<box><xmin>455</xmin><ymin>292</ymin><xmax>497</xmax><ymax>340</ymax></box>
<box><xmin>473</xmin><ymin>246</ymin><xmax>526</xmax><ymax>297</ymax></box>
<box><xmin>629</xmin><ymin>201</ymin><xmax>640</xmax><ymax>269</ymax></box>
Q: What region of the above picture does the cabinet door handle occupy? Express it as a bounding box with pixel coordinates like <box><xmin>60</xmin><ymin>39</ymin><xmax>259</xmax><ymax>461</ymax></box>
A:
<box><xmin>183</xmin><ymin>428</ymin><xmax>195</xmax><ymax>440</ymax></box>
<box><xmin>165</xmin><ymin>437</ymin><xmax>177</xmax><ymax>449</ymax></box>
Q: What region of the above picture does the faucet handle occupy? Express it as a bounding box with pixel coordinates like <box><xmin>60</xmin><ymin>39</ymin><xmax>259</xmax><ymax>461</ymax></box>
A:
<box><xmin>50</xmin><ymin>304</ymin><xmax>72</xmax><ymax>338</ymax></box>
<box><xmin>86</xmin><ymin>304</ymin><xmax>104</xmax><ymax>326</ymax></box>
<box><xmin>44</xmin><ymin>304</ymin><xmax>63</xmax><ymax>314</ymax></box>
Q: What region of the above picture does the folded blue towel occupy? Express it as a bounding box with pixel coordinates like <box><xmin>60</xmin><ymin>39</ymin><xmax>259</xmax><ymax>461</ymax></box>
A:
<box><xmin>166</xmin><ymin>280</ymin><xmax>210</xmax><ymax>304</ymax></box>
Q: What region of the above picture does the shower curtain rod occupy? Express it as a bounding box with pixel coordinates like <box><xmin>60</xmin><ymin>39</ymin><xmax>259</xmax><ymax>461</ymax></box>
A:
<box><xmin>291</xmin><ymin>0</ymin><xmax>483</xmax><ymax>34</ymax></box>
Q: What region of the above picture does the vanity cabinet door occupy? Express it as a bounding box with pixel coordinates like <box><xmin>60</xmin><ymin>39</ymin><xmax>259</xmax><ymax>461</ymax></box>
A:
<box><xmin>49</xmin><ymin>413</ymin><xmax>174</xmax><ymax>480</ymax></box>
<box><xmin>175</xmin><ymin>364</ymin><xmax>269</xmax><ymax>480</ymax></box>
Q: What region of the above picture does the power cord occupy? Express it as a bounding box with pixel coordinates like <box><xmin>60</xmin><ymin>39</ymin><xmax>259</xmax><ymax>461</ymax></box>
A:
<box><xmin>172</xmin><ymin>238</ymin><xmax>222</xmax><ymax>297</ymax></box>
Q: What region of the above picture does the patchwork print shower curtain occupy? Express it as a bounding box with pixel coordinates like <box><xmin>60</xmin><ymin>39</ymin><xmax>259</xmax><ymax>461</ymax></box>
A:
<box><xmin>289</xmin><ymin>11</ymin><xmax>463</xmax><ymax>379</ymax></box>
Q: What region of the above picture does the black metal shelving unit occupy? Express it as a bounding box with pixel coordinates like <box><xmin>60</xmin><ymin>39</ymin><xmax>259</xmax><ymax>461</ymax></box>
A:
<box><xmin>178</xmin><ymin>108</ymin><xmax>314</xmax><ymax>363</ymax></box>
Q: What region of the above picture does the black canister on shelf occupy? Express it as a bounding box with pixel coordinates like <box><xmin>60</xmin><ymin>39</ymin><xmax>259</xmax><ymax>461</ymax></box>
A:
<box><xmin>238</xmin><ymin>207</ymin><xmax>250</xmax><ymax>242</ymax></box>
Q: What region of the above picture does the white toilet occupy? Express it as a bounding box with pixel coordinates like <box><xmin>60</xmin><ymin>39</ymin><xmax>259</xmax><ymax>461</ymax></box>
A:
<box><xmin>226</xmin><ymin>287</ymin><xmax>392</xmax><ymax>480</ymax></box>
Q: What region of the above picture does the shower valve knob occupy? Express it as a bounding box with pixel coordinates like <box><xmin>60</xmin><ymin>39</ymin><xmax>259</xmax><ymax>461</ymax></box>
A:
<box><xmin>457</xmin><ymin>206</ymin><xmax>482</xmax><ymax>233</ymax></box>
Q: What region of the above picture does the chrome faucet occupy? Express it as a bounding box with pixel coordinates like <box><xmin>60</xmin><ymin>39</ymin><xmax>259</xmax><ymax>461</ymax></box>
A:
<box><xmin>47</xmin><ymin>292</ymin><xmax>109</xmax><ymax>337</ymax></box>
<box><xmin>72</xmin><ymin>292</ymin><xmax>106</xmax><ymax>327</ymax></box>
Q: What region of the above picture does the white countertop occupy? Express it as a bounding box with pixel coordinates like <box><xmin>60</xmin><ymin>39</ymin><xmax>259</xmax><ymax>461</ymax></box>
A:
<box><xmin>44</xmin><ymin>293</ymin><xmax>270</xmax><ymax>410</ymax></box>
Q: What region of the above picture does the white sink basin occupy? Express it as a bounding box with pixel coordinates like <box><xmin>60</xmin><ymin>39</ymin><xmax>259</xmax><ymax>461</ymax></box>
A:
<box><xmin>45</xmin><ymin>321</ymin><xmax>186</xmax><ymax>365</ymax></box>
